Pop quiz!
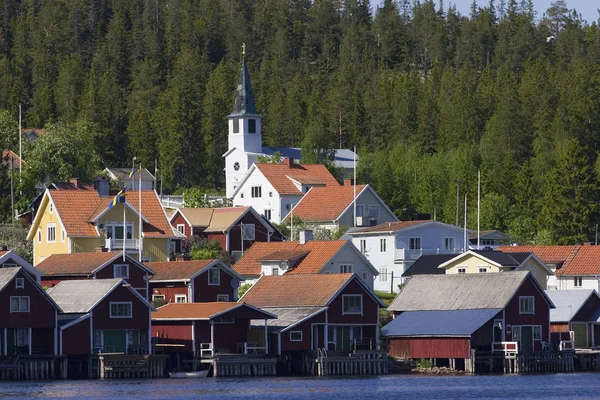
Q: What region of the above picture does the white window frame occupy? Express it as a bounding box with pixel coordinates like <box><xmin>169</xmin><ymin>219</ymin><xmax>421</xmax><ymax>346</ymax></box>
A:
<box><xmin>443</xmin><ymin>237</ymin><xmax>455</xmax><ymax>250</ymax></box>
<box><xmin>360</xmin><ymin>239</ymin><xmax>367</xmax><ymax>253</ymax></box>
<box><xmin>380</xmin><ymin>238</ymin><xmax>386</xmax><ymax>252</ymax></box>
<box><xmin>340</xmin><ymin>264</ymin><xmax>353</xmax><ymax>273</ymax></box>
<box><xmin>379</xmin><ymin>267</ymin><xmax>388</xmax><ymax>282</ymax></box>
<box><xmin>409</xmin><ymin>237</ymin><xmax>421</xmax><ymax>250</ymax></box>
<box><xmin>110</xmin><ymin>302</ymin><xmax>133</xmax><ymax>318</ymax></box>
<box><xmin>232</xmin><ymin>118</ymin><xmax>240</xmax><ymax>134</ymax></box>
<box><xmin>208</xmin><ymin>267</ymin><xmax>220</xmax><ymax>285</ymax></box>
<box><xmin>217</xmin><ymin>294</ymin><xmax>230</xmax><ymax>302</ymax></box>
<box><xmin>478</xmin><ymin>267</ymin><xmax>488</xmax><ymax>273</ymax></box>
<box><xmin>574</xmin><ymin>276</ymin><xmax>583</xmax><ymax>287</ymax></box>
<box><xmin>457</xmin><ymin>268</ymin><xmax>466</xmax><ymax>274</ymax></box>
<box><xmin>356</xmin><ymin>205</ymin><xmax>364</xmax><ymax>217</ymax></box>
<box><xmin>151</xmin><ymin>294</ymin><xmax>165</xmax><ymax>302</ymax></box>
<box><xmin>242</xmin><ymin>224</ymin><xmax>255</xmax><ymax>240</ymax></box>
<box><xmin>10</xmin><ymin>296</ymin><xmax>30</xmax><ymax>312</ymax></box>
<box><xmin>271</xmin><ymin>266</ymin><xmax>280</xmax><ymax>276</ymax></box>
<box><xmin>264</xmin><ymin>209</ymin><xmax>272</xmax><ymax>221</ymax></box>
<box><xmin>15</xmin><ymin>277</ymin><xmax>24</xmax><ymax>289</ymax></box>
<box><xmin>15</xmin><ymin>327</ymin><xmax>29</xmax><ymax>347</ymax></box>
<box><xmin>251</xmin><ymin>186</ymin><xmax>262</xmax><ymax>198</ymax></box>
<box><xmin>176</xmin><ymin>224</ymin><xmax>185</xmax><ymax>234</ymax></box>
<box><xmin>113</xmin><ymin>264</ymin><xmax>129</xmax><ymax>279</ymax></box>
<box><xmin>289</xmin><ymin>331</ymin><xmax>303</xmax><ymax>342</ymax></box>
<box><xmin>47</xmin><ymin>223</ymin><xmax>56</xmax><ymax>243</ymax></box>
<box><xmin>175</xmin><ymin>294</ymin><xmax>187</xmax><ymax>303</ymax></box>
<box><xmin>519</xmin><ymin>296</ymin><xmax>535</xmax><ymax>315</ymax></box>
<box><xmin>342</xmin><ymin>294</ymin><xmax>363</xmax><ymax>315</ymax></box>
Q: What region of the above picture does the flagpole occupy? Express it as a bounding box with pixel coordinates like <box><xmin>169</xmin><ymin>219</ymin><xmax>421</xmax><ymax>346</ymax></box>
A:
<box><xmin>123</xmin><ymin>191</ymin><xmax>126</xmax><ymax>262</ymax></box>
<box><xmin>464</xmin><ymin>195</ymin><xmax>467</xmax><ymax>252</ymax></box>
<box><xmin>18</xmin><ymin>104</ymin><xmax>22</xmax><ymax>180</ymax></box>
<box><xmin>353</xmin><ymin>144</ymin><xmax>356</xmax><ymax>228</ymax></box>
<box><xmin>139</xmin><ymin>163</ymin><xmax>143</xmax><ymax>262</ymax></box>
<box><xmin>477</xmin><ymin>170</ymin><xmax>481</xmax><ymax>250</ymax></box>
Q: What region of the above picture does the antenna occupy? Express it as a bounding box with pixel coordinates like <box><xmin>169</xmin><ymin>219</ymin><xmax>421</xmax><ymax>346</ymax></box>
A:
<box><xmin>353</xmin><ymin>144</ymin><xmax>357</xmax><ymax>228</ymax></box>
<box><xmin>18</xmin><ymin>104</ymin><xmax>22</xmax><ymax>181</ymax></box>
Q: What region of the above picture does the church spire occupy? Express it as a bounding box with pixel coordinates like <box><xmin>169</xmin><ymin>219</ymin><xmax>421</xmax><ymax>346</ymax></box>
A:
<box><xmin>229</xmin><ymin>45</ymin><xmax>259</xmax><ymax>117</ymax></box>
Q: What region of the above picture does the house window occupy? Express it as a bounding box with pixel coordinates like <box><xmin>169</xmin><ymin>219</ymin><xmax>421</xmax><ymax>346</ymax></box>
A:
<box><xmin>360</xmin><ymin>239</ymin><xmax>367</xmax><ymax>253</ymax></box>
<box><xmin>214</xmin><ymin>316</ymin><xmax>235</xmax><ymax>324</ymax></box>
<box><xmin>110</xmin><ymin>302</ymin><xmax>132</xmax><ymax>318</ymax></box>
<box><xmin>152</xmin><ymin>294</ymin><xmax>165</xmax><ymax>302</ymax></box>
<box><xmin>248</xmin><ymin>119</ymin><xmax>256</xmax><ymax>134</ymax></box>
<box><xmin>208</xmin><ymin>267</ymin><xmax>220</xmax><ymax>285</ymax></box>
<box><xmin>289</xmin><ymin>331</ymin><xmax>302</xmax><ymax>342</ymax></box>
<box><xmin>379</xmin><ymin>267</ymin><xmax>388</xmax><ymax>282</ymax></box>
<box><xmin>409</xmin><ymin>237</ymin><xmax>421</xmax><ymax>250</ymax></box>
<box><xmin>177</xmin><ymin>224</ymin><xmax>185</xmax><ymax>234</ymax></box>
<box><xmin>512</xmin><ymin>326</ymin><xmax>521</xmax><ymax>340</ymax></box>
<box><xmin>15</xmin><ymin>328</ymin><xmax>29</xmax><ymax>347</ymax></box>
<box><xmin>37</xmin><ymin>229</ymin><xmax>42</xmax><ymax>243</ymax></box>
<box><xmin>343</xmin><ymin>295</ymin><xmax>363</xmax><ymax>315</ymax></box>
<box><xmin>15</xmin><ymin>278</ymin><xmax>24</xmax><ymax>289</ymax></box>
<box><xmin>251</xmin><ymin>186</ymin><xmax>262</xmax><ymax>198</ymax></box>
<box><xmin>533</xmin><ymin>325</ymin><xmax>542</xmax><ymax>340</ymax></box>
<box><xmin>243</xmin><ymin>224</ymin><xmax>255</xmax><ymax>240</ymax></box>
<box><xmin>362</xmin><ymin>272</ymin><xmax>368</xmax><ymax>281</ymax></box>
<box><xmin>10</xmin><ymin>296</ymin><xmax>30</xmax><ymax>312</ymax></box>
<box><xmin>217</xmin><ymin>294</ymin><xmax>230</xmax><ymax>302</ymax></box>
<box><xmin>356</xmin><ymin>205</ymin><xmax>364</xmax><ymax>217</ymax></box>
<box><xmin>175</xmin><ymin>294</ymin><xmax>187</xmax><ymax>303</ymax></box>
<box><xmin>457</xmin><ymin>268</ymin><xmax>466</xmax><ymax>274</ymax></box>
<box><xmin>368</xmin><ymin>205</ymin><xmax>380</xmax><ymax>219</ymax></box>
<box><xmin>269</xmin><ymin>191</ymin><xmax>273</xmax><ymax>197</ymax></box>
<box><xmin>233</xmin><ymin>119</ymin><xmax>240</xmax><ymax>133</ymax></box>
<box><xmin>47</xmin><ymin>224</ymin><xmax>56</xmax><ymax>243</ymax></box>
<box><xmin>264</xmin><ymin>209</ymin><xmax>272</xmax><ymax>221</ymax></box>
<box><xmin>478</xmin><ymin>267</ymin><xmax>487</xmax><ymax>273</ymax></box>
<box><xmin>61</xmin><ymin>229</ymin><xmax>65</xmax><ymax>242</ymax></box>
<box><xmin>49</xmin><ymin>202</ymin><xmax>53</xmax><ymax>213</ymax></box>
<box><xmin>380</xmin><ymin>239</ymin><xmax>386</xmax><ymax>252</ymax></box>
<box><xmin>340</xmin><ymin>264</ymin><xmax>353</xmax><ymax>273</ymax></box>
<box><xmin>443</xmin><ymin>237</ymin><xmax>455</xmax><ymax>250</ymax></box>
<box><xmin>114</xmin><ymin>264</ymin><xmax>129</xmax><ymax>278</ymax></box>
<box><xmin>233</xmin><ymin>162</ymin><xmax>240</xmax><ymax>171</ymax></box>
<box><xmin>272</xmin><ymin>266</ymin><xmax>280</xmax><ymax>276</ymax></box>
<box><xmin>574</xmin><ymin>277</ymin><xmax>583</xmax><ymax>287</ymax></box>
<box><xmin>519</xmin><ymin>296</ymin><xmax>535</xmax><ymax>315</ymax></box>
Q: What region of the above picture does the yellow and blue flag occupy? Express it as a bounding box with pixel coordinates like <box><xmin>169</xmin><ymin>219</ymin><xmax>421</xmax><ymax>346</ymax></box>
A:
<box><xmin>129</xmin><ymin>165</ymin><xmax>141</xmax><ymax>178</ymax></box>
<box><xmin>107</xmin><ymin>188</ymin><xmax>126</xmax><ymax>209</ymax></box>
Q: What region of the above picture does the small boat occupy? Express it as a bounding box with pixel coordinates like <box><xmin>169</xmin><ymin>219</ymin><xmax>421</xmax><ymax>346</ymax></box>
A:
<box><xmin>169</xmin><ymin>370</ymin><xmax>209</xmax><ymax>378</ymax></box>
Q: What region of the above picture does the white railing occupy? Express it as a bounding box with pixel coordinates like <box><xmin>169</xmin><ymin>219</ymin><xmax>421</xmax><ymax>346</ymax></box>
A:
<box><xmin>492</xmin><ymin>341</ymin><xmax>519</xmax><ymax>354</ymax></box>
<box><xmin>559</xmin><ymin>340</ymin><xmax>575</xmax><ymax>351</ymax></box>
<box><xmin>105</xmin><ymin>238</ymin><xmax>140</xmax><ymax>250</ymax></box>
<box><xmin>160</xmin><ymin>195</ymin><xmax>185</xmax><ymax>209</ymax></box>
<box><xmin>395</xmin><ymin>248</ymin><xmax>462</xmax><ymax>260</ymax></box>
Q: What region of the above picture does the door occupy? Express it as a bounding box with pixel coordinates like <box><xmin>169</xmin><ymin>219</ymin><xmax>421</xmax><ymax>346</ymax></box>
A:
<box><xmin>493</xmin><ymin>319</ymin><xmax>503</xmax><ymax>343</ymax></box>
<box><xmin>572</xmin><ymin>323</ymin><xmax>588</xmax><ymax>347</ymax></box>
<box><xmin>103</xmin><ymin>330</ymin><xmax>127</xmax><ymax>353</ymax></box>
<box><xmin>521</xmin><ymin>326</ymin><xmax>534</xmax><ymax>353</ymax></box>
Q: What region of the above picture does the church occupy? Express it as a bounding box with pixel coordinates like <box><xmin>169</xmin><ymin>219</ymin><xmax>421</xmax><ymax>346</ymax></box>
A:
<box><xmin>223</xmin><ymin>60</ymin><xmax>358</xmax><ymax>200</ymax></box>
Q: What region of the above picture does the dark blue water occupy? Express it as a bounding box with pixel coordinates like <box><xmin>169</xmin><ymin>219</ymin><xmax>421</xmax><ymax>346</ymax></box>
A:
<box><xmin>0</xmin><ymin>374</ymin><xmax>599</xmax><ymax>399</ymax></box>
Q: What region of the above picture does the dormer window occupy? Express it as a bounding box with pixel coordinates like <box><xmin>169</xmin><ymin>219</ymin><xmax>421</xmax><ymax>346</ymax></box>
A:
<box><xmin>233</xmin><ymin>119</ymin><xmax>240</xmax><ymax>134</ymax></box>
<box><xmin>248</xmin><ymin>119</ymin><xmax>256</xmax><ymax>134</ymax></box>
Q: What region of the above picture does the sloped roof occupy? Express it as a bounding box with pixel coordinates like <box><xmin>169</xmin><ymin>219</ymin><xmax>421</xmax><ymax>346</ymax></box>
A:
<box><xmin>229</xmin><ymin>61</ymin><xmax>259</xmax><ymax>117</ymax></box>
<box><xmin>255</xmin><ymin>162</ymin><xmax>340</xmax><ymax>195</ymax></box>
<box><xmin>152</xmin><ymin>302</ymin><xmax>275</xmax><ymax>320</ymax></box>
<box><xmin>146</xmin><ymin>259</ymin><xmax>216</xmax><ymax>281</ymax></box>
<box><xmin>36</xmin><ymin>252</ymin><xmax>154</xmax><ymax>276</ymax></box>
<box><xmin>105</xmin><ymin>167</ymin><xmax>155</xmax><ymax>181</ymax></box>
<box><xmin>284</xmin><ymin>185</ymin><xmax>368</xmax><ymax>222</ymax></box>
<box><xmin>233</xmin><ymin>240</ymin><xmax>347</xmax><ymax>276</ymax></box>
<box><xmin>47</xmin><ymin>278</ymin><xmax>123</xmax><ymax>313</ymax></box>
<box><xmin>0</xmin><ymin>251</ymin><xmax>6</xmax><ymax>257</ymax></box>
<box><xmin>176</xmin><ymin>208</ymin><xmax>214</xmax><ymax>227</ymax></box>
<box><xmin>388</xmin><ymin>271</ymin><xmax>552</xmax><ymax>312</ymax></box>
<box><xmin>257</xmin><ymin>249</ymin><xmax>310</xmax><ymax>262</ymax></box>
<box><xmin>349</xmin><ymin>220</ymin><xmax>432</xmax><ymax>234</ymax></box>
<box><xmin>441</xmin><ymin>250</ymin><xmax>521</xmax><ymax>269</ymax></box>
<box><xmin>0</xmin><ymin>268</ymin><xmax>21</xmax><ymax>291</ymax></box>
<box><xmin>468</xmin><ymin>230</ymin><xmax>509</xmax><ymax>241</ymax></box>
<box><xmin>176</xmin><ymin>207</ymin><xmax>254</xmax><ymax>233</ymax></box>
<box><xmin>261</xmin><ymin>147</ymin><xmax>358</xmax><ymax>170</ymax></box>
<box><xmin>402</xmin><ymin>255</ymin><xmax>454</xmax><ymax>277</ymax></box>
<box><xmin>382</xmin><ymin>309</ymin><xmax>502</xmax><ymax>337</ymax></box>
<box><xmin>240</xmin><ymin>274</ymin><xmax>354</xmax><ymax>307</ymax></box>
<box><xmin>249</xmin><ymin>306</ymin><xmax>327</xmax><ymax>332</ymax></box>
<box><xmin>546</xmin><ymin>289</ymin><xmax>599</xmax><ymax>323</ymax></box>
<box><xmin>2</xmin><ymin>150</ymin><xmax>25</xmax><ymax>169</ymax></box>
<box><xmin>555</xmin><ymin>245</ymin><xmax>600</xmax><ymax>276</ymax></box>
<box><xmin>498</xmin><ymin>245</ymin><xmax>579</xmax><ymax>266</ymax></box>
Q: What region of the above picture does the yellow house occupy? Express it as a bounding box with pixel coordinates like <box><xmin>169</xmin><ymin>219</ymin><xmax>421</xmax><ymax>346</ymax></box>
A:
<box><xmin>27</xmin><ymin>178</ymin><xmax>178</xmax><ymax>265</ymax></box>
<box><xmin>438</xmin><ymin>250</ymin><xmax>553</xmax><ymax>290</ymax></box>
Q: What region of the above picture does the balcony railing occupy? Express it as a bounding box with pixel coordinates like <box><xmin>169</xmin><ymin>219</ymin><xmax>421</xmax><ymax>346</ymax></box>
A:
<box><xmin>105</xmin><ymin>238</ymin><xmax>140</xmax><ymax>250</ymax></box>
<box><xmin>395</xmin><ymin>248</ymin><xmax>463</xmax><ymax>260</ymax></box>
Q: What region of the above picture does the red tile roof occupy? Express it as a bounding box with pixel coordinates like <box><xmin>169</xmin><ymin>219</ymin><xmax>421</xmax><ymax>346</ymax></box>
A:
<box><xmin>554</xmin><ymin>245</ymin><xmax>598</xmax><ymax>276</ymax></box>
<box><xmin>2</xmin><ymin>150</ymin><xmax>25</xmax><ymax>169</ymax></box>
<box><xmin>146</xmin><ymin>260</ymin><xmax>216</xmax><ymax>281</ymax></box>
<box><xmin>233</xmin><ymin>240</ymin><xmax>347</xmax><ymax>276</ymax></box>
<box><xmin>285</xmin><ymin>185</ymin><xmax>368</xmax><ymax>222</ymax></box>
<box><xmin>240</xmin><ymin>274</ymin><xmax>353</xmax><ymax>307</ymax></box>
<box><xmin>255</xmin><ymin>162</ymin><xmax>340</xmax><ymax>195</ymax></box>
<box><xmin>498</xmin><ymin>245</ymin><xmax>580</xmax><ymax>266</ymax></box>
<box><xmin>0</xmin><ymin>251</ymin><xmax>7</xmax><ymax>257</ymax></box>
<box><xmin>36</xmin><ymin>252</ymin><xmax>123</xmax><ymax>275</ymax></box>
<box><xmin>151</xmin><ymin>302</ymin><xmax>275</xmax><ymax>320</ymax></box>
<box><xmin>352</xmin><ymin>220</ymin><xmax>431</xmax><ymax>234</ymax></box>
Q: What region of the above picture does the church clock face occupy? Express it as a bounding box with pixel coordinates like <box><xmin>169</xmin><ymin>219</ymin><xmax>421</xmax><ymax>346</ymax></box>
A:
<box><xmin>233</xmin><ymin>162</ymin><xmax>240</xmax><ymax>171</ymax></box>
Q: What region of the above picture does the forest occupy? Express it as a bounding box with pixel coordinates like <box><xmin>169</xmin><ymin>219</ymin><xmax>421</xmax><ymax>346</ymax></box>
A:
<box><xmin>0</xmin><ymin>0</ymin><xmax>598</xmax><ymax>245</ymax></box>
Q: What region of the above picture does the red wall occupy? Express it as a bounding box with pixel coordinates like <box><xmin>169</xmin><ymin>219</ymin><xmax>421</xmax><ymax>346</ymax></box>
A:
<box><xmin>96</xmin><ymin>260</ymin><xmax>149</xmax><ymax>299</ymax></box>
<box><xmin>152</xmin><ymin>321</ymin><xmax>193</xmax><ymax>352</ymax></box>
<box><xmin>327</xmin><ymin>279</ymin><xmax>379</xmax><ymax>325</ymax></box>
<box><xmin>62</xmin><ymin>318</ymin><xmax>91</xmax><ymax>355</ymax></box>
<box><xmin>42</xmin><ymin>276</ymin><xmax>90</xmax><ymax>288</ymax></box>
<box><xmin>227</xmin><ymin>213</ymin><xmax>284</xmax><ymax>253</ymax></box>
<box><xmin>388</xmin><ymin>337</ymin><xmax>471</xmax><ymax>359</ymax></box>
<box><xmin>280</xmin><ymin>312</ymin><xmax>326</xmax><ymax>353</ymax></box>
<box><xmin>193</xmin><ymin>268</ymin><xmax>237</xmax><ymax>302</ymax></box>
<box><xmin>92</xmin><ymin>285</ymin><xmax>150</xmax><ymax>330</ymax></box>
<box><xmin>171</xmin><ymin>213</ymin><xmax>191</xmax><ymax>238</ymax></box>
<box><xmin>150</xmin><ymin>282</ymin><xmax>189</xmax><ymax>304</ymax></box>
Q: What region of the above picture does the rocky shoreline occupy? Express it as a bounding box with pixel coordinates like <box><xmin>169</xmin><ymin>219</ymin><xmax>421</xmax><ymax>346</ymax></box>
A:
<box><xmin>411</xmin><ymin>366</ymin><xmax>465</xmax><ymax>375</ymax></box>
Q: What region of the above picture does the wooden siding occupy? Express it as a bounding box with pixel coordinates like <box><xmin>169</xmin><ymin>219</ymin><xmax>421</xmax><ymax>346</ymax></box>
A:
<box><xmin>150</xmin><ymin>282</ymin><xmax>189</xmax><ymax>304</ymax></box>
<box><xmin>143</xmin><ymin>238</ymin><xmax>169</xmax><ymax>262</ymax></box>
<box><xmin>152</xmin><ymin>321</ymin><xmax>193</xmax><ymax>352</ymax></box>
<box><xmin>91</xmin><ymin>285</ymin><xmax>150</xmax><ymax>330</ymax></box>
<box><xmin>33</xmin><ymin>196</ymin><xmax>69</xmax><ymax>265</ymax></box>
<box><xmin>31</xmin><ymin>327</ymin><xmax>55</xmax><ymax>354</ymax></box>
<box><xmin>42</xmin><ymin>276</ymin><xmax>90</xmax><ymax>288</ymax></box>
<box><xmin>193</xmin><ymin>268</ymin><xmax>238</xmax><ymax>302</ymax></box>
<box><xmin>62</xmin><ymin>318</ymin><xmax>92</xmax><ymax>355</ymax></box>
<box><xmin>280</xmin><ymin>312</ymin><xmax>326</xmax><ymax>353</ymax></box>
<box><xmin>227</xmin><ymin>212</ymin><xmax>284</xmax><ymax>253</ymax></box>
<box><xmin>388</xmin><ymin>337</ymin><xmax>471</xmax><ymax>359</ymax></box>
<box><xmin>171</xmin><ymin>213</ymin><xmax>191</xmax><ymax>238</ymax></box>
<box><xmin>194</xmin><ymin>319</ymin><xmax>251</xmax><ymax>353</ymax></box>
<box><xmin>551</xmin><ymin>323</ymin><xmax>569</xmax><ymax>333</ymax></box>
<box><xmin>95</xmin><ymin>259</ymin><xmax>149</xmax><ymax>299</ymax></box>
<box><xmin>327</xmin><ymin>279</ymin><xmax>379</xmax><ymax>325</ymax></box>
<box><xmin>71</xmin><ymin>238</ymin><xmax>103</xmax><ymax>254</ymax></box>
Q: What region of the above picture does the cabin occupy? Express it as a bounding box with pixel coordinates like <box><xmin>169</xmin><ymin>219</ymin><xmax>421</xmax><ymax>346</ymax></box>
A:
<box><xmin>146</xmin><ymin>259</ymin><xmax>243</xmax><ymax>304</ymax></box>
<box><xmin>48</xmin><ymin>279</ymin><xmax>155</xmax><ymax>356</ymax></box>
<box><xmin>0</xmin><ymin>267</ymin><xmax>61</xmax><ymax>355</ymax></box>
<box><xmin>546</xmin><ymin>290</ymin><xmax>600</xmax><ymax>348</ymax></box>
<box><xmin>36</xmin><ymin>252</ymin><xmax>155</xmax><ymax>299</ymax></box>
<box><xmin>0</xmin><ymin>249</ymin><xmax>43</xmax><ymax>283</ymax></box>
<box><xmin>240</xmin><ymin>273</ymin><xmax>385</xmax><ymax>355</ymax></box>
<box><xmin>384</xmin><ymin>271</ymin><xmax>554</xmax><ymax>369</ymax></box>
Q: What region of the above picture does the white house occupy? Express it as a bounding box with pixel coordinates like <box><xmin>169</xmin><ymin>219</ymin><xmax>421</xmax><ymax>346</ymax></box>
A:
<box><xmin>223</xmin><ymin>60</ymin><xmax>357</xmax><ymax>199</ymax></box>
<box><xmin>284</xmin><ymin>182</ymin><xmax>398</xmax><ymax>231</ymax></box>
<box><xmin>347</xmin><ymin>220</ymin><xmax>468</xmax><ymax>293</ymax></box>
<box><xmin>231</xmin><ymin>157</ymin><xmax>341</xmax><ymax>224</ymax></box>
<box><xmin>104</xmin><ymin>167</ymin><xmax>155</xmax><ymax>191</ymax></box>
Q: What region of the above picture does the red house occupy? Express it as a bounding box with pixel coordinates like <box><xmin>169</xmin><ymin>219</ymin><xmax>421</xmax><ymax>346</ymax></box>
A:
<box><xmin>146</xmin><ymin>259</ymin><xmax>244</xmax><ymax>303</ymax></box>
<box><xmin>170</xmin><ymin>206</ymin><xmax>285</xmax><ymax>259</ymax></box>
<box><xmin>240</xmin><ymin>273</ymin><xmax>385</xmax><ymax>355</ymax></box>
<box><xmin>0</xmin><ymin>267</ymin><xmax>61</xmax><ymax>355</ymax></box>
<box><xmin>36</xmin><ymin>252</ymin><xmax>155</xmax><ymax>300</ymax></box>
<box><xmin>383</xmin><ymin>271</ymin><xmax>554</xmax><ymax>370</ymax></box>
<box><xmin>0</xmin><ymin>249</ymin><xmax>43</xmax><ymax>283</ymax></box>
<box><xmin>47</xmin><ymin>278</ymin><xmax>155</xmax><ymax>356</ymax></box>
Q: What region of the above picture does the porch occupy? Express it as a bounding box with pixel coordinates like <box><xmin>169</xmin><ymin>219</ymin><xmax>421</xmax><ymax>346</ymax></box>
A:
<box><xmin>105</xmin><ymin>238</ymin><xmax>140</xmax><ymax>251</ymax></box>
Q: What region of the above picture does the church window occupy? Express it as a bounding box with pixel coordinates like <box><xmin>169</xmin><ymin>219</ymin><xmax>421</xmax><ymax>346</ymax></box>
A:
<box><xmin>233</xmin><ymin>119</ymin><xmax>240</xmax><ymax>134</ymax></box>
<box><xmin>248</xmin><ymin>119</ymin><xmax>256</xmax><ymax>134</ymax></box>
<box><xmin>233</xmin><ymin>162</ymin><xmax>240</xmax><ymax>171</ymax></box>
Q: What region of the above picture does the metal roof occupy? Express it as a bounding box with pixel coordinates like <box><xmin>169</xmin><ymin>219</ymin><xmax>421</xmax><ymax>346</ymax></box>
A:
<box><xmin>388</xmin><ymin>271</ymin><xmax>553</xmax><ymax>312</ymax></box>
<box><xmin>0</xmin><ymin>268</ymin><xmax>20</xmax><ymax>291</ymax></box>
<box><xmin>47</xmin><ymin>278</ymin><xmax>122</xmax><ymax>313</ymax></box>
<box><xmin>249</xmin><ymin>306</ymin><xmax>326</xmax><ymax>332</ymax></box>
<box><xmin>545</xmin><ymin>289</ymin><xmax>598</xmax><ymax>323</ymax></box>
<box><xmin>229</xmin><ymin>61</ymin><xmax>259</xmax><ymax>117</ymax></box>
<box><xmin>382</xmin><ymin>308</ymin><xmax>502</xmax><ymax>337</ymax></box>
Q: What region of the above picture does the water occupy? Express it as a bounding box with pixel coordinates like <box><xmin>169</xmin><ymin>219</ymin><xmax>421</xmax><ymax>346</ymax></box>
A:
<box><xmin>0</xmin><ymin>374</ymin><xmax>599</xmax><ymax>399</ymax></box>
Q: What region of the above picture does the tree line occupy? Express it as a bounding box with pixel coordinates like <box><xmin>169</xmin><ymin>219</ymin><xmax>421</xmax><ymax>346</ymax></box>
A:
<box><xmin>0</xmin><ymin>0</ymin><xmax>598</xmax><ymax>244</ymax></box>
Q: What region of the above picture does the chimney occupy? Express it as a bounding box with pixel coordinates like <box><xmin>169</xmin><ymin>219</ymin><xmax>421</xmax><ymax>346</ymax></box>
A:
<box><xmin>344</xmin><ymin>178</ymin><xmax>355</xmax><ymax>186</ymax></box>
<box><xmin>284</xmin><ymin>157</ymin><xmax>294</xmax><ymax>168</ymax></box>
<box><xmin>1</xmin><ymin>245</ymin><xmax>7</xmax><ymax>251</ymax></box>
<box><xmin>94</xmin><ymin>177</ymin><xmax>110</xmax><ymax>197</ymax></box>
<box><xmin>70</xmin><ymin>178</ymin><xmax>79</xmax><ymax>186</ymax></box>
<box><xmin>299</xmin><ymin>230</ymin><xmax>313</xmax><ymax>245</ymax></box>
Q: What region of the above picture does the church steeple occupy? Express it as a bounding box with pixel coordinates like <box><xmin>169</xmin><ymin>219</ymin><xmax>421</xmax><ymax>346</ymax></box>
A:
<box><xmin>229</xmin><ymin>60</ymin><xmax>259</xmax><ymax>117</ymax></box>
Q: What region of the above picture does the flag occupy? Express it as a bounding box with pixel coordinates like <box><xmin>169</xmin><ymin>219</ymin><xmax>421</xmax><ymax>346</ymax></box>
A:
<box><xmin>107</xmin><ymin>188</ymin><xmax>126</xmax><ymax>209</ymax></box>
<box><xmin>129</xmin><ymin>165</ymin><xmax>141</xmax><ymax>178</ymax></box>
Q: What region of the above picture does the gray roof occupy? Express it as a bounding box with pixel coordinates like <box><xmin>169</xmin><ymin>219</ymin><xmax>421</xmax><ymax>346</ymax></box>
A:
<box><xmin>105</xmin><ymin>167</ymin><xmax>155</xmax><ymax>181</ymax></box>
<box><xmin>249</xmin><ymin>306</ymin><xmax>326</xmax><ymax>332</ymax></box>
<box><xmin>229</xmin><ymin>61</ymin><xmax>259</xmax><ymax>117</ymax></box>
<box><xmin>261</xmin><ymin>147</ymin><xmax>358</xmax><ymax>170</ymax></box>
<box><xmin>47</xmin><ymin>278</ymin><xmax>122</xmax><ymax>313</ymax></box>
<box><xmin>382</xmin><ymin>308</ymin><xmax>502</xmax><ymax>337</ymax></box>
<box><xmin>388</xmin><ymin>271</ymin><xmax>552</xmax><ymax>312</ymax></box>
<box><xmin>403</xmin><ymin>255</ymin><xmax>455</xmax><ymax>277</ymax></box>
<box><xmin>0</xmin><ymin>267</ymin><xmax>20</xmax><ymax>291</ymax></box>
<box><xmin>545</xmin><ymin>289</ymin><xmax>598</xmax><ymax>323</ymax></box>
<box><xmin>470</xmin><ymin>250</ymin><xmax>521</xmax><ymax>267</ymax></box>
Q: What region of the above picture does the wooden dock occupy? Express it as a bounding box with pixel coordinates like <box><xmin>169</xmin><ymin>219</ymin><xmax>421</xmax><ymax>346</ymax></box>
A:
<box><xmin>0</xmin><ymin>355</ymin><xmax>67</xmax><ymax>380</ymax></box>
<box><xmin>211</xmin><ymin>355</ymin><xmax>277</xmax><ymax>377</ymax></box>
<box><xmin>473</xmin><ymin>350</ymin><xmax>574</xmax><ymax>374</ymax></box>
<box><xmin>95</xmin><ymin>354</ymin><xmax>167</xmax><ymax>379</ymax></box>
<box><xmin>304</xmin><ymin>350</ymin><xmax>388</xmax><ymax>376</ymax></box>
